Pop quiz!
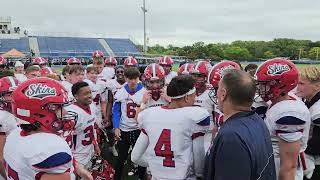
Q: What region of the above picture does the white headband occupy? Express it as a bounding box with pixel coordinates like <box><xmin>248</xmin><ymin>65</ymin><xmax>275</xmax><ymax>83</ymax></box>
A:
<box><xmin>169</xmin><ymin>87</ymin><xmax>196</xmax><ymax>99</ymax></box>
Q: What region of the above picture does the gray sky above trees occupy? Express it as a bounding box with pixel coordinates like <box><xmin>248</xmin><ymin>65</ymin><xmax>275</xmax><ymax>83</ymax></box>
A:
<box><xmin>1</xmin><ymin>0</ymin><xmax>319</xmax><ymax>46</ymax></box>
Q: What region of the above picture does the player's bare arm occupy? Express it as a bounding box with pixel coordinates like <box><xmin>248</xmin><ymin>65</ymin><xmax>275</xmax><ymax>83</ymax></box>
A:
<box><xmin>278</xmin><ymin>138</ymin><xmax>300</xmax><ymax>180</ymax></box>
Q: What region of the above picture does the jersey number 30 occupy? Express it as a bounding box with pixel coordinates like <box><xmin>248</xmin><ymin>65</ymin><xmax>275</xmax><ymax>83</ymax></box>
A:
<box><xmin>154</xmin><ymin>129</ymin><xmax>175</xmax><ymax>167</ymax></box>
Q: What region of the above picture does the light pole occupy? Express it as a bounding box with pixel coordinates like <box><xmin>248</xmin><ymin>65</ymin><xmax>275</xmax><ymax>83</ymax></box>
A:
<box><xmin>141</xmin><ymin>0</ymin><xmax>147</xmax><ymax>54</ymax></box>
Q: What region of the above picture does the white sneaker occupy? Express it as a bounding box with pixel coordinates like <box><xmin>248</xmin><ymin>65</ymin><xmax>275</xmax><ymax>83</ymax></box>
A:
<box><xmin>109</xmin><ymin>146</ymin><xmax>118</xmax><ymax>157</ymax></box>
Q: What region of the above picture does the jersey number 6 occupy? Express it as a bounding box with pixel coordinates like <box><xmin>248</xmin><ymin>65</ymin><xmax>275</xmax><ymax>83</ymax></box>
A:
<box><xmin>126</xmin><ymin>102</ymin><xmax>136</xmax><ymax>118</ymax></box>
<box><xmin>154</xmin><ymin>129</ymin><xmax>175</xmax><ymax>167</ymax></box>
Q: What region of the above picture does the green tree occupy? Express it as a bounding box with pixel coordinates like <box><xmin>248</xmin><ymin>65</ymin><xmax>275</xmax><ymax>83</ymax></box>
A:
<box><xmin>308</xmin><ymin>47</ymin><xmax>320</xmax><ymax>60</ymax></box>
<box><xmin>263</xmin><ymin>51</ymin><xmax>275</xmax><ymax>59</ymax></box>
<box><xmin>224</xmin><ymin>46</ymin><xmax>252</xmax><ymax>61</ymax></box>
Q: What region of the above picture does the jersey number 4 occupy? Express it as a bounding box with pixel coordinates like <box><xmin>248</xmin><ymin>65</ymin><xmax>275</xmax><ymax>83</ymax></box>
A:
<box><xmin>154</xmin><ymin>129</ymin><xmax>175</xmax><ymax>167</ymax></box>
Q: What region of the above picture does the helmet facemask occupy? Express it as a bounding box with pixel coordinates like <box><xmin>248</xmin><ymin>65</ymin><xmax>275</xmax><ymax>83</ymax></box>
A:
<box><xmin>256</xmin><ymin>80</ymin><xmax>275</xmax><ymax>102</ymax></box>
<box><xmin>0</xmin><ymin>91</ymin><xmax>14</xmax><ymax>112</ymax></box>
<box><xmin>144</xmin><ymin>78</ymin><xmax>165</xmax><ymax>100</ymax></box>
<box><xmin>207</xmin><ymin>85</ymin><xmax>218</xmax><ymax>104</ymax></box>
<box><xmin>191</xmin><ymin>73</ymin><xmax>207</xmax><ymax>93</ymax></box>
<box><xmin>39</xmin><ymin>102</ymin><xmax>78</xmax><ymax>135</ymax></box>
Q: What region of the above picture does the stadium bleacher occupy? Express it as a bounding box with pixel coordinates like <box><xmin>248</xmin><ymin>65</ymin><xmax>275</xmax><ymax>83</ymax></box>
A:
<box><xmin>37</xmin><ymin>37</ymin><xmax>107</xmax><ymax>57</ymax></box>
<box><xmin>105</xmin><ymin>38</ymin><xmax>141</xmax><ymax>57</ymax></box>
<box><xmin>0</xmin><ymin>38</ymin><xmax>29</xmax><ymax>53</ymax></box>
<box><xmin>0</xmin><ymin>36</ymin><xmax>141</xmax><ymax>58</ymax></box>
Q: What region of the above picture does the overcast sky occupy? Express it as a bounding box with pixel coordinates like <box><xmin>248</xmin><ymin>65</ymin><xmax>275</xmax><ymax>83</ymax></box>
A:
<box><xmin>1</xmin><ymin>0</ymin><xmax>319</xmax><ymax>46</ymax></box>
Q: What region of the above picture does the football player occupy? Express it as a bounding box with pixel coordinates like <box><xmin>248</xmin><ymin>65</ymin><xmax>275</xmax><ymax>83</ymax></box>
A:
<box><xmin>61</xmin><ymin>65</ymin><xmax>85</xmax><ymax>100</ymax></box>
<box><xmin>103</xmin><ymin>57</ymin><xmax>117</xmax><ymax>80</ymax></box>
<box><xmin>296</xmin><ymin>66</ymin><xmax>320</xmax><ymax>180</ymax></box>
<box><xmin>67</xmin><ymin>57</ymin><xmax>82</xmax><ymax>66</ymax></box>
<box><xmin>84</xmin><ymin>66</ymin><xmax>107</xmax><ymax>129</ymax></box>
<box><xmin>0</xmin><ymin>77</ymin><xmax>19</xmax><ymax>178</ymax></box>
<box><xmin>112</xmin><ymin>67</ymin><xmax>145</xmax><ymax>180</ymax></box>
<box><xmin>4</xmin><ymin>78</ymin><xmax>76</xmax><ymax>180</ymax></box>
<box><xmin>32</xmin><ymin>57</ymin><xmax>55</xmax><ymax>75</ymax></box>
<box><xmin>189</xmin><ymin>61</ymin><xmax>214</xmax><ymax>152</ymax></box>
<box><xmin>255</xmin><ymin>59</ymin><xmax>311</xmax><ymax>180</ymax></box>
<box><xmin>104</xmin><ymin>66</ymin><xmax>127</xmax><ymax>157</ymax></box>
<box><xmin>123</xmin><ymin>56</ymin><xmax>139</xmax><ymax>69</ymax></box>
<box><xmin>0</xmin><ymin>56</ymin><xmax>8</xmax><ymax>70</ymax></box>
<box><xmin>66</xmin><ymin>82</ymin><xmax>100</xmax><ymax>174</ymax></box>
<box><xmin>14</xmin><ymin>61</ymin><xmax>27</xmax><ymax>83</ymax></box>
<box><xmin>177</xmin><ymin>63</ymin><xmax>194</xmax><ymax>75</ymax></box>
<box><xmin>131</xmin><ymin>75</ymin><xmax>210</xmax><ymax>179</ymax></box>
<box><xmin>92</xmin><ymin>50</ymin><xmax>108</xmax><ymax>82</ymax></box>
<box><xmin>25</xmin><ymin>65</ymin><xmax>41</xmax><ymax>79</ymax></box>
<box><xmin>159</xmin><ymin>55</ymin><xmax>177</xmax><ymax>86</ymax></box>
<box><xmin>207</xmin><ymin>60</ymin><xmax>241</xmax><ymax>128</ymax></box>
<box><xmin>139</xmin><ymin>63</ymin><xmax>170</xmax><ymax>110</ymax></box>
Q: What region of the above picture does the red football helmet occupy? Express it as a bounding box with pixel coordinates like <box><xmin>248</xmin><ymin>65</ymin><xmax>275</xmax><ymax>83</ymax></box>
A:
<box><xmin>33</xmin><ymin>57</ymin><xmax>46</xmax><ymax>65</ymax></box>
<box><xmin>255</xmin><ymin>58</ymin><xmax>298</xmax><ymax>102</ymax></box>
<box><xmin>67</xmin><ymin>57</ymin><xmax>81</xmax><ymax>65</ymax></box>
<box><xmin>159</xmin><ymin>55</ymin><xmax>173</xmax><ymax>66</ymax></box>
<box><xmin>0</xmin><ymin>76</ymin><xmax>19</xmax><ymax>111</ymax></box>
<box><xmin>143</xmin><ymin>63</ymin><xmax>165</xmax><ymax>100</ymax></box>
<box><xmin>40</xmin><ymin>67</ymin><xmax>55</xmax><ymax>77</ymax></box>
<box><xmin>92</xmin><ymin>50</ymin><xmax>104</xmax><ymax>58</ymax></box>
<box><xmin>124</xmin><ymin>56</ymin><xmax>138</xmax><ymax>66</ymax></box>
<box><xmin>0</xmin><ymin>56</ymin><xmax>7</xmax><ymax>66</ymax></box>
<box><xmin>105</xmin><ymin>57</ymin><xmax>118</xmax><ymax>66</ymax></box>
<box><xmin>178</xmin><ymin>63</ymin><xmax>194</xmax><ymax>75</ymax></box>
<box><xmin>90</xmin><ymin>155</ymin><xmax>115</xmax><ymax>180</ymax></box>
<box><xmin>12</xmin><ymin>78</ymin><xmax>77</xmax><ymax>134</ymax></box>
<box><xmin>190</xmin><ymin>60</ymin><xmax>212</xmax><ymax>89</ymax></box>
<box><xmin>207</xmin><ymin>60</ymin><xmax>241</xmax><ymax>103</ymax></box>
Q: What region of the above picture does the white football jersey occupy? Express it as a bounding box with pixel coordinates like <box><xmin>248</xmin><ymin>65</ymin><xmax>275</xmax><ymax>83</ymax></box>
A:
<box><xmin>65</xmin><ymin>103</ymin><xmax>97</xmax><ymax>165</ymax></box>
<box><xmin>194</xmin><ymin>90</ymin><xmax>214</xmax><ymax>119</ymax></box>
<box><xmin>105</xmin><ymin>79</ymin><xmax>126</xmax><ymax>95</ymax></box>
<box><xmin>141</xmin><ymin>89</ymin><xmax>169</xmax><ymax>108</ymax></box>
<box><xmin>265</xmin><ymin>97</ymin><xmax>310</xmax><ymax>178</ymax></box>
<box><xmin>102</xmin><ymin>67</ymin><xmax>115</xmax><ymax>80</ymax></box>
<box><xmin>61</xmin><ymin>80</ymin><xmax>74</xmax><ymax>100</ymax></box>
<box><xmin>251</xmin><ymin>94</ymin><xmax>269</xmax><ymax>119</ymax></box>
<box><xmin>84</xmin><ymin>79</ymin><xmax>107</xmax><ymax>123</ymax></box>
<box><xmin>4</xmin><ymin>128</ymin><xmax>73</xmax><ymax>179</ymax></box>
<box><xmin>14</xmin><ymin>73</ymin><xmax>27</xmax><ymax>83</ymax></box>
<box><xmin>0</xmin><ymin>110</ymin><xmax>19</xmax><ymax>135</ymax></box>
<box><xmin>137</xmin><ymin>106</ymin><xmax>209</xmax><ymax>179</ymax></box>
<box><xmin>114</xmin><ymin>84</ymin><xmax>144</xmax><ymax>131</ymax></box>
<box><xmin>164</xmin><ymin>71</ymin><xmax>177</xmax><ymax>86</ymax></box>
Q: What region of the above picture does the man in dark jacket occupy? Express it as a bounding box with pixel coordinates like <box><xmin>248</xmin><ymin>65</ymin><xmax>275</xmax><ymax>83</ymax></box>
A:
<box><xmin>204</xmin><ymin>69</ymin><xmax>276</xmax><ymax>180</ymax></box>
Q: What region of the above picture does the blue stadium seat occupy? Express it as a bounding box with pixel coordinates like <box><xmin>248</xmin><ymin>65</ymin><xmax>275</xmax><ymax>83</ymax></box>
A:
<box><xmin>105</xmin><ymin>38</ymin><xmax>141</xmax><ymax>56</ymax></box>
<box><xmin>0</xmin><ymin>38</ymin><xmax>29</xmax><ymax>53</ymax></box>
<box><xmin>37</xmin><ymin>37</ymin><xmax>107</xmax><ymax>57</ymax></box>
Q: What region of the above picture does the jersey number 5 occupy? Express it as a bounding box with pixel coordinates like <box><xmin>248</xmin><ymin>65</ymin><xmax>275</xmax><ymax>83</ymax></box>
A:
<box><xmin>126</xmin><ymin>102</ymin><xmax>136</xmax><ymax>118</ymax></box>
<box><xmin>154</xmin><ymin>129</ymin><xmax>175</xmax><ymax>167</ymax></box>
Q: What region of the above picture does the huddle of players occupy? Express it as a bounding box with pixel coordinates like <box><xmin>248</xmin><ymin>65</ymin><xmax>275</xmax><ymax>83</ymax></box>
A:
<box><xmin>0</xmin><ymin>51</ymin><xmax>318</xmax><ymax>180</ymax></box>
